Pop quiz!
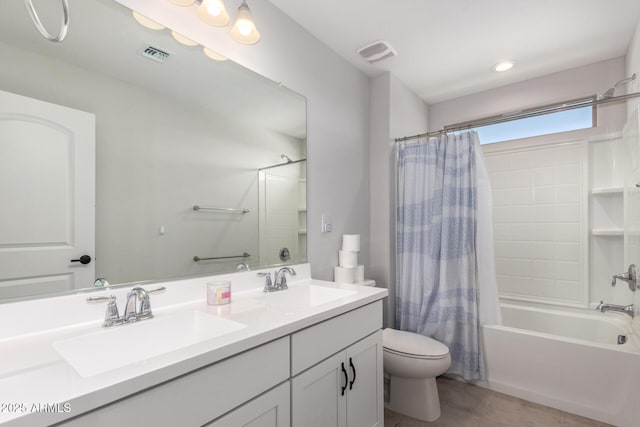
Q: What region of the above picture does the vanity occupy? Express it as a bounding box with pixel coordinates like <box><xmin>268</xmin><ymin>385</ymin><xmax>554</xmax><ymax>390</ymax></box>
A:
<box><xmin>0</xmin><ymin>264</ymin><xmax>387</xmax><ymax>427</ymax></box>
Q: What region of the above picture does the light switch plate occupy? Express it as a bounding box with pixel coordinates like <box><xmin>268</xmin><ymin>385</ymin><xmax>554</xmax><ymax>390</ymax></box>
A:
<box><xmin>321</xmin><ymin>214</ymin><xmax>332</xmax><ymax>233</ymax></box>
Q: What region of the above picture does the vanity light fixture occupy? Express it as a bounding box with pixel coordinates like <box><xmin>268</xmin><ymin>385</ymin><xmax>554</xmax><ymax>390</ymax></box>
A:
<box><xmin>197</xmin><ymin>0</ymin><xmax>230</xmax><ymax>26</ymax></box>
<box><xmin>230</xmin><ymin>1</ymin><xmax>260</xmax><ymax>44</ymax></box>
<box><xmin>132</xmin><ymin>11</ymin><xmax>165</xmax><ymax>30</ymax></box>
<box><xmin>171</xmin><ymin>30</ymin><xmax>199</xmax><ymax>46</ymax></box>
<box><xmin>203</xmin><ymin>47</ymin><xmax>229</xmax><ymax>61</ymax></box>
<box><xmin>168</xmin><ymin>0</ymin><xmax>196</xmax><ymax>6</ymax></box>
<box><xmin>493</xmin><ymin>61</ymin><xmax>514</xmax><ymax>72</ymax></box>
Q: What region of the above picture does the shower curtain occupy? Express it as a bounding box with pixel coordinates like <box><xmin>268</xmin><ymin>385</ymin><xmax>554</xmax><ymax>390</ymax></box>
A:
<box><xmin>395</xmin><ymin>131</ymin><xmax>500</xmax><ymax>381</ymax></box>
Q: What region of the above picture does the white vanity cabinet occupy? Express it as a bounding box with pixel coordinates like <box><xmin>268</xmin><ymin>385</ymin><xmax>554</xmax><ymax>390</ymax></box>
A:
<box><xmin>291</xmin><ymin>301</ymin><xmax>384</xmax><ymax>427</ymax></box>
<box><xmin>205</xmin><ymin>381</ymin><xmax>290</xmax><ymax>427</ymax></box>
<box><xmin>58</xmin><ymin>337</ymin><xmax>290</xmax><ymax>427</ymax></box>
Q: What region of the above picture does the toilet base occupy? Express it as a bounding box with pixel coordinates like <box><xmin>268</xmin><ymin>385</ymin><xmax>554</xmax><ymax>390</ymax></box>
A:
<box><xmin>385</xmin><ymin>375</ymin><xmax>441</xmax><ymax>422</ymax></box>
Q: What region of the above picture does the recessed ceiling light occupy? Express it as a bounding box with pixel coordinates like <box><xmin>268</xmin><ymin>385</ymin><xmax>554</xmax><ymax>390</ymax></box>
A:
<box><xmin>493</xmin><ymin>61</ymin><xmax>514</xmax><ymax>72</ymax></box>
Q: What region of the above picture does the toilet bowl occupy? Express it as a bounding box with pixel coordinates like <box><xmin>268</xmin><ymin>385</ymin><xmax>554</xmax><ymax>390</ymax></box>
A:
<box><xmin>382</xmin><ymin>328</ymin><xmax>451</xmax><ymax>422</ymax></box>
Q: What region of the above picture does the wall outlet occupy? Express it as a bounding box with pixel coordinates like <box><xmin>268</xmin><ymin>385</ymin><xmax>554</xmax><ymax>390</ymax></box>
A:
<box><xmin>321</xmin><ymin>214</ymin><xmax>332</xmax><ymax>233</ymax></box>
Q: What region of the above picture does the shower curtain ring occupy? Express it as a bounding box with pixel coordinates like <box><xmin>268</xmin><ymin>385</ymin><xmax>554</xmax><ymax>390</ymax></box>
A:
<box><xmin>24</xmin><ymin>0</ymin><xmax>69</xmax><ymax>43</ymax></box>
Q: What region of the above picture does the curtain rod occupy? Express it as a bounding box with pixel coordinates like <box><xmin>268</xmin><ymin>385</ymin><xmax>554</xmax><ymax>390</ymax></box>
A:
<box><xmin>258</xmin><ymin>158</ymin><xmax>306</xmax><ymax>171</ymax></box>
<box><xmin>394</xmin><ymin>91</ymin><xmax>640</xmax><ymax>143</ymax></box>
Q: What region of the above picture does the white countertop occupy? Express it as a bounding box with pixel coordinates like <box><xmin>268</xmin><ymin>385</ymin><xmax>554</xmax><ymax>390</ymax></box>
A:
<box><xmin>0</xmin><ymin>264</ymin><xmax>387</xmax><ymax>427</ymax></box>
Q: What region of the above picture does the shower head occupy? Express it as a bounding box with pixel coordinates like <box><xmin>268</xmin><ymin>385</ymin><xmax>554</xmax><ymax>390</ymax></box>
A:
<box><xmin>599</xmin><ymin>73</ymin><xmax>636</xmax><ymax>100</ymax></box>
<box><xmin>280</xmin><ymin>153</ymin><xmax>292</xmax><ymax>163</ymax></box>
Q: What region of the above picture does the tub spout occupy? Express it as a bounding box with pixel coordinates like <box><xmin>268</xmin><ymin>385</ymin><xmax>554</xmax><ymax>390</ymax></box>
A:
<box><xmin>596</xmin><ymin>301</ymin><xmax>635</xmax><ymax>318</ymax></box>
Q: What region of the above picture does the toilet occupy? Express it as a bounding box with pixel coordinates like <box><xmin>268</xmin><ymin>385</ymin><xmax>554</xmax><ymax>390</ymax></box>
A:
<box><xmin>382</xmin><ymin>328</ymin><xmax>451</xmax><ymax>422</ymax></box>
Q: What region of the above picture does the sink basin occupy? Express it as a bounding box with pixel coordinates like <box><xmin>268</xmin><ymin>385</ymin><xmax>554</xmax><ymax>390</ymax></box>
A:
<box><xmin>257</xmin><ymin>284</ymin><xmax>357</xmax><ymax>309</ymax></box>
<box><xmin>53</xmin><ymin>311</ymin><xmax>245</xmax><ymax>377</ymax></box>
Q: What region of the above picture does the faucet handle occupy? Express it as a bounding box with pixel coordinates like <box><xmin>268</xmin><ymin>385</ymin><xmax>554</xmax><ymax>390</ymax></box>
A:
<box><xmin>87</xmin><ymin>295</ymin><xmax>123</xmax><ymax>327</ymax></box>
<box><xmin>611</xmin><ymin>264</ymin><xmax>638</xmax><ymax>292</ymax></box>
<box><xmin>257</xmin><ymin>272</ymin><xmax>274</xmax><ymax>292</ymax></box>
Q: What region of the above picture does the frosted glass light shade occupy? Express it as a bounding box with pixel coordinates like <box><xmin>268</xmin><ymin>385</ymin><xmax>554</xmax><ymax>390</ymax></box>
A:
<box><xmin>197</xmin><ymin>0</ymin><xmax>230</xmax><ymax>27</ymax></box>
<box><xmin>168</xmin><ymin>0</ymin><xmax>195</xmax><ymax>6</ymax></box>
<box><xmin>203</xmin><ymin>47</ymin><xmax>228</xmax><ymax>61</ymax></box>
<box><xmin>171</xmin><ymin>31</ymin><xmax>199</xmax><ymax>46</ymax></box>
<box><xmin>132</xmin><ymin>12</ymin><xmax>165</xmax><ymax>30</ymax></box>
<box><xmin>230</xmin><ymin>1</ymin><xmax>260</xmax><ymax>44</ymax></box>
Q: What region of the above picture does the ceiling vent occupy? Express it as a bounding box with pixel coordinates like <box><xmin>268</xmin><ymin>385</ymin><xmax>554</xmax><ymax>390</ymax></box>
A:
<box><xmin>141</xmin><ymin>46</ymin><xmax>170</xmax><ymax>64</ymax></box>
<box><xmin>357</xmin><ymin>40</ymin><xmax>397</xmax><ymax>64</ymax></box>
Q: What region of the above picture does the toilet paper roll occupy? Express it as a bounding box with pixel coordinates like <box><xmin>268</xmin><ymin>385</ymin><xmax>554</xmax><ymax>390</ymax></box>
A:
<box><xmin>355</xmin><ymin>265</ymin><xmax>365</xmax><ymax>283</ymax></box>
<box><xmin>342</xmin><ymin>234</ymin><xmax>360</xmax><ymax>252</ymax></box>
<box><xmin>334</xmin><ymin>266</ymin><xmax>356</xmax><ymax>284</ymax></box>
<box><xmin>338</xmin><ymin>250</ymin><xmax>358</xmax><ymax>267</ymax></box>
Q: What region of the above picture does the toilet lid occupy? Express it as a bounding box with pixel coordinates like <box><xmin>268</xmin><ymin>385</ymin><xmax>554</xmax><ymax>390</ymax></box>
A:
<box><xmin>382</xmin><ymin>328</ymin><xmax>449</xmax><ymax>359</ymax></box>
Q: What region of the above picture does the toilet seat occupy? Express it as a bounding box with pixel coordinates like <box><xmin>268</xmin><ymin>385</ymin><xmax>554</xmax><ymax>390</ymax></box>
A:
<box><xmin>383</xmin><ymin>328</ymin><xmax>449</xmax><ymax>360</ymax></box>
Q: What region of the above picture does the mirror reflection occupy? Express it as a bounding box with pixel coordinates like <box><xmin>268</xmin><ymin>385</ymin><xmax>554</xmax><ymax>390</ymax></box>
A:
<box><xmin>0</xmin><ymin>0</ymin><xmax>307</xmax><ymax>301</ymax></box>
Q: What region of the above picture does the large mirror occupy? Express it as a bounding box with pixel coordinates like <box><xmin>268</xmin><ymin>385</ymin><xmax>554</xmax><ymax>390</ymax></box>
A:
<box><xmin>0</xmin><ymin>0</ymin><xmax>307</xmax><ymax>301</ymax></box>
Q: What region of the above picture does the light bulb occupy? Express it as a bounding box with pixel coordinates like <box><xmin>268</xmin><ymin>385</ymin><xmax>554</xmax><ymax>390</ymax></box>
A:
<box><xmin>205</xmin><ymin>0</ymin><xmax>223</xmax><ymax>16</ymax></box>
<box><xmin>230</xmin><ymin>2</ymin><xmax>260</xmax><ymax>44</ymax></box>
<box><xmin>197</xmin><ymin>0</ymin><xmax>230</xmax><ymax>26</ymax></box>
<box><xmin>237</xmin><ymin>20</ymin><xmax>252</xmax><ymax>36</ymax></box>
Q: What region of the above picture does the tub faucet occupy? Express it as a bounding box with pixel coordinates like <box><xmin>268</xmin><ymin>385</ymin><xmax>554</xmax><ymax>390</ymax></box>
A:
<box><xmin>596</xmin><ymin>301</ymin><xmax>635</xmax><ymax>318</ymax></box>
<box><xmin>611</xmin><ymin>264</ymin><xmax>637</xmax><ymax>292</ymax></box>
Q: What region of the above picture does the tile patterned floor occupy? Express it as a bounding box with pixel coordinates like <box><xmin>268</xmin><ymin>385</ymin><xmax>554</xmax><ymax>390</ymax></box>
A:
<box><xmin>384</xmin><ymin>376</ymin><xmax>612</xmax><ymax>427</ymax></box>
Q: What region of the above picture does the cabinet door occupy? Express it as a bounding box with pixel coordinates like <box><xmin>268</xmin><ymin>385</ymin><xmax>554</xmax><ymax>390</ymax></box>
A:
<box><xmin>292</xmin><ymin>351</ymin><xmax>347</xmax><ymax>427</ymax></box>
<box><xmin>345</xmin><ymin>331</ymin><xmax>383</xmax><ymax>427</ymax></box>
<box><xmin>206</xmin><ymin>382</ymin><xmax>290</xmax><ymax>427</ymax></box>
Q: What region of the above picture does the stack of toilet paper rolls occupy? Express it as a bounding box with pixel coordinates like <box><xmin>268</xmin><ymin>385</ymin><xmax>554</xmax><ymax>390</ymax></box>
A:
<box><xmin>334</xmin><ymin>234</ymin><xmax>365</xmax><ymax>284</ymax></box>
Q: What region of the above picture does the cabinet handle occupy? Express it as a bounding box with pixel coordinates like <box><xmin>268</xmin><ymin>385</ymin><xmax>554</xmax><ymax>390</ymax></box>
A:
<box><xmin>340</xmin><ymin>362</ymin><xmax>348</xmax><ymax>396</ymax></box>
<box><xmin>348</xmin><ymin>357</ymin><xmax>356</xmax><ymax>390</ymax></box>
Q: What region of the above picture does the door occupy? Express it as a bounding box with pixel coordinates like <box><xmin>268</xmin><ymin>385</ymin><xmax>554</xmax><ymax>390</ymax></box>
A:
<box><xmin>291</xmin><ymin>351</ymin><xmax>347</xmax><ymax>427</ymax></box>
<box><xmin>0</xmin><ymin>89</ymin><xmax>95</xmax><ymax>299</ymax></box>
<box><xmin>345</xmin><ymin>331</ymin><xmax>384</xmax><ymax>427</ymax></box>
<box><xmin>259</xmin><ymin>167</ymin><xmax>301</xmax><ymax>266</ymax></box>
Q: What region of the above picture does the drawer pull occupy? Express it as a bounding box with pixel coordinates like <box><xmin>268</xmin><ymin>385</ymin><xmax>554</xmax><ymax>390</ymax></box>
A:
<box><xmin>349</xmin><ymin>357</ymin><xmax>356</xmax><ymax>390</ymax></box>
<box><xmin>340</xmin><ymin>362</ymin><xmax>348</xmax><ymax>396</ymax></box>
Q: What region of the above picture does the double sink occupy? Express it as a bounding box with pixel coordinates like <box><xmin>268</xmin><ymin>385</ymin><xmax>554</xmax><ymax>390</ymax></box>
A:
<box><xmin>53</xmin><ymin>284</ymin><xmax>357</xmax><ymax>378</ymax></box>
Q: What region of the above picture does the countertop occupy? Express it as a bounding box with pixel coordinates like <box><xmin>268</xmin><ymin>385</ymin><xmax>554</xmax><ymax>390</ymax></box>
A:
<box><xmin>0</xmin><ymin>264</ymin><xmax>387</xmax><ymax>426</ymax></box>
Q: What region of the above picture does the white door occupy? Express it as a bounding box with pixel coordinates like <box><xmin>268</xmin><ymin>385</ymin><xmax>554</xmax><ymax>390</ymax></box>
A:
<box><xmin>0</xmin><ymin>89</ymin><xmax>95</xmax><ymax>299</ymax></box>
<box><xmin>345</xmin><ymin>331</ymin><xmax>384</xmax><ymax>427</ymax></box>
<box><xmin>259</xmin><ymin>170</ymin><xmax>299</xmax><ymax>265</ymax></box>
<box><xmin>292</xmin><ymin>351</ymin><xmax>347</xmax><ymax>427</ymax></box>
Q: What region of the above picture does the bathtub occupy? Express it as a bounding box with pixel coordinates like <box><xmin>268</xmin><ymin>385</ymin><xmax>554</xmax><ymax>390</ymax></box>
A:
<box><xmin>482</xmin><ymin>303</ymin><xmax>640</xmax><ymax>426</ymax></box>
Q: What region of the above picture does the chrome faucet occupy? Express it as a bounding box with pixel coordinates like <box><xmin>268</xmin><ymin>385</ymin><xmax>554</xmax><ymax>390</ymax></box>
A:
<box><xmin>611</xmin><ymin>264</ymin><xmax>638</xmax><ymax>292</ymax></box>
<box><xmin>123</xmin><ymin>287</ymin><xmax>153</xmax><ymax>322</ymax></box>
<box><xmin>275</xmin><ymin>267</ymin><xmax>296</xmax><ymax>290</ymax></box>
<box><xmin>596</xmin><ymin>301</ymin><xmax>635</xmax><ymax>318</ymax></box>
<box><xmin>87</xmin><ymin>286</ymin><xmax>166</xmax><ymax>327</ymax></box>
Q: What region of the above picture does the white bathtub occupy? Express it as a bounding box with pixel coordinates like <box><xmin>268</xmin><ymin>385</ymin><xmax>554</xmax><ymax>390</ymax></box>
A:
<box><xmin>482</xmin><ymin>303</ymin><xmax>640</xmax><ymax>426</ymax></box>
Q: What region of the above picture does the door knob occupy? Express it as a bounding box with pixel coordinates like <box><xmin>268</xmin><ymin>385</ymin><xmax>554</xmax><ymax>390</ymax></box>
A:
<box><xmin>70</xmin><ymin>255</ymin><xmax>92</xmax><ymax>265</ymax></box>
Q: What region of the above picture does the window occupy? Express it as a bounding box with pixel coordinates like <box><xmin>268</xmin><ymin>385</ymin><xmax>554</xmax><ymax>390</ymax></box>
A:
<box><xmin>472</xmin><ymin>105</ymin><xmax>594</xmax><ymax>145</ymax></box>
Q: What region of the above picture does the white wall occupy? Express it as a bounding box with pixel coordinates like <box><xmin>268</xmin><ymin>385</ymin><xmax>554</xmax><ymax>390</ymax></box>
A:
<box><xmin>429</xmin><ymin>57</ymin><xmax>627</xmax><ymax>136</ymax></box>
<box><xmin>369</xmin><ymin>72</ymin><xmax>428</xmax><ymax>327</ymax></box>
<box><xmin>627</xmin><ymin>18</ymin><xmax>640</xmax><ymax>118</ymax></box>
<box><xmin>117</xmin><ymin>0</ymin><xmax>372</xmax><ymax>281</ymax></box>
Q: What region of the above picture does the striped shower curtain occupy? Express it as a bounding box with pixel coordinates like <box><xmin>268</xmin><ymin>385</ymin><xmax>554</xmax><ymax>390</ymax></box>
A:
<box><xmin>396</xmin><ymin>131</ymin><xmax>499</xmax><ymax>381</ymax></box>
